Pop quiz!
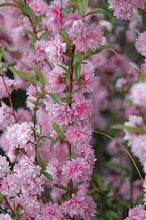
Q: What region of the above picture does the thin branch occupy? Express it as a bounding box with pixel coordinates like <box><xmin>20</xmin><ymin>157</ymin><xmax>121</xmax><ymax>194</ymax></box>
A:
<box><xmin>94</xmin><ymin>130</ymin><xmax>144</xmax><ymax>182</ymax></box>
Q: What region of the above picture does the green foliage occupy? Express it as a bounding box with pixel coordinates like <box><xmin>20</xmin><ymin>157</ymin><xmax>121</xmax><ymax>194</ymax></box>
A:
<box><xmin>59</xmin><ymin>29</ymin><xmax>71</xmax><ymax>47</ymax></box>
<box><xmin>33</xmin><ymin>65</ymin><xmax>46</xmax><ymax>88</ymax></box>
<box><xmin>0</xmin><ymin>3</ymin><xmax>16</xmax><ymax>7</ymax></box>
<box><xmin>139</xmin><ymin>74</ymin><xmax>146</xmax><ymax>82</ymax></box>
<box><xmin>38</xmin><ymin>153</ymin><xmax>46</xmax><ymax>172</ymax></box>
<box><xmin>73</xmin><ymin>45</ymin><xmax>113</xmax><ymax>63</ymax></box>
<box><xmin>43</xmin><ymin>172</ymin><xmax>53</xmax><ymax>182</ymax></box>
<box><xmin>48</xmin><ymin>93</ymin><xmax>62</xmax><ymax>104</ymax></box>
<box><xmin>39</xmin><ymin>30</ymin><xmax>51</xmax><ymax>40</ymax></box>
<box><xmin>72</xmin><ymin>0</ymin><xmax>88</xmax><ymax>16</ymax></box>
<box><xmin>112</xmin><ymin>124</ymin><xmax>146</xmax><ymax>135</ymax></box>
<box><xmin>74</xmin><ymin>61</ymin><xmax>81</xmax><ymax>81</ymax></box>
<box><xmin>53</xmin><ymin>122</ymin><xmax>65</xmax><ymax>139</ymax></box>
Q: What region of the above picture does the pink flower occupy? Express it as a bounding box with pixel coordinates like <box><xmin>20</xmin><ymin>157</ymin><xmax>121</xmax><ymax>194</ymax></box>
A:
<box><xmin>0</xmin><ymin>155</ymin><xmax>10</xmax><ymax>178</ymax></box>
<box><xmin>83</xmin><ymin>196</ymin><xmax>96</xmax><ymax>220</ymax></box>
<box><xmin>136</xmin><ymin>31</ymin><xmax>146</xmax><ymax>57</ymax></box>
<box><xmin>108</xmin><ymin>0</ymin><xmax>144</xmax><ymax>20</ymax></box>
<box><xmin>46</xmin><ymin>159</ymin><xmax>62</xmax><ymax>183</ymax></box>
<box><xmin>62</xmin><ymin>158</ymin><xmax>88</xmax><ymax>182</ymax></box>
<box><xmin>72</xmin><ymin>99</ymin><xmax>94</xmax><ymax>122</ymax></box>
<box><xmin>40</xmin><ymin>202</ymin><xmax>64</xmax><ymax>220</ymax></box>
<box><xmin>75</xmin><ymin>144</ymin><xmax>96</xmax><ymax>166</ymax></box>
<box><xmin>129</xmin><ymin>83</ymin><xmax>146</xmax><ymax>107</ymax></box>
<box><xmin>0</xmin><ymin>214</ymin><xmax>12</xmax><ymax>220</ymax></box>
<box><xmin>43</xmin><ymin>1</ymin><xmax>63</xmax><ymax>32</ymax></box>
<box><xmin>16</xmin><ymin>195</ymin><xmax>41</xmax><ymax>219</ymax></box>
<box><xmin>29</xmin><ymin>0</ymin><xmax>49</xmax><ymax>16</ymax></box>
<box><xmin>52</xmin><ymin>104</ymin><xmax>71</xmax><ymax>126</ymax></box>
<box><xmin>65</xmin><ymin>124</ymin><xmax>92</xmax><ymax>145</ymax></box>
<box><xmin>61</xmin><ymin>194</ymin><xmax>85</xmax><ymax>218</ymax></box>
<box><xmin>45</xmin><ymin>36</ymin><xmax>66</xmax><ymax>64</ymax></box>
<box><xmin>0</xmin><ymin>174</ymin><xmax>21</xmax><ymax>197</ymax></box>
<box><xmin>6</xmin><ymin>122</ymin><xmax>34</xmax><ymax>149</ymax></box>
<box><xmin>125</xmin><ymin>205</ymin><xmax>146</xmax><ymax>220</ymax></box>
<box><xmin>0</xmin><ymin>103</ymin><xmax>15</xmax><ymax>130</ymax></box>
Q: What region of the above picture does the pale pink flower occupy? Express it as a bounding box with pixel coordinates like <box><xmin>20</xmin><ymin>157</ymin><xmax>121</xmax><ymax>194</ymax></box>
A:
<box><xmin>129</xmin><ymin>83</ymin><xmax>146</xmax><ymax>107</ymax></box>
<box><xmin>136</xmin><ymin>31</ymin><xmax>146</xmax><ymax>57</ymax></box>
<box><xmin>46</xmin><ymin>159</ymin><xmax>62</xmax><ymax>183</ymax></box>
<box><xmin>0</xmin><ymin>103</ymin><xmax>15</xmax><ymax>130</ymax></box>
<box><xmin>45</xmin><ymin>36</ymin><xmax>66</xmax><ymax>64</ymax></box>
<box><xmin>108</xmin><ymin>0</ymin><xmax>145</xmax><ymax>20</ymax></box>
<box><xmin>72</xmin><ymin>99</ymin><xmax>94</xmax><ymax>122</ymax></box>
<box><xmin>65</xmin><ymin>124</ymin><xmax>92</xmax><ymax>145</ymax></box>
<box><xmin>83</xmin><ymin>196</ymin><xmax>96</xmax><ymax>220</ymax></box>
<box><xmin>43</xmin><ymin>1</ymin><xmax>63</xmax><ymax>32</ymax></box>
<box><xmin>6</xmin><ymin>122</ymin><xmax>34</xmax><ymax>149</ymax></box>
<box><xmin>52</xmin><ymin>104</ymin><xmax>71</xmax><ymax>126</ymax></box>
<box><xmin>16</xmin><ymin>109</ymin><xmax>31</xmax><ymax>123</ymax></box>
<box><xmin>45</xmin><ymin>66</ymin><xmax>66</xmax><ymax>93</ymax></box>
<box><xmin>62</xmin><ymin>158</ymin><xmax>88</xmax><ymax>182</ymax></box>
<box><xmin>0</xmin><ymin>174</ymin><xmax>21</xmax><ymax>197</ymax></box>
<box><xmin>0</xmin><ymin>214</ymin><xmax>12</xmax><ymax>220</ymax></box>
<box><xmin>29</xmin><ymin>0</ymin><xmax>49</xmax><ymax>16</ymax></box>
<box><xmin>16</xmin><ymin>195</ymin><xmax>41</xmax><ymax>219</ymax></box>
<box><xmin>75</xmin><ymin>144</ymin><xmax>96</xmax><ymax>166</ymax></box>
<box><xmin>125</xmin><ymin>205</ymin><xmax>146</xmax><ymax>220</ymax></box>
<box><xmin>0</xmin><ymin>155</ymin><xmax>10</xmax><ymax>178</ymax></box>
<box><xmin>61</xmin><ymin>194</ymin><xmax>85</xmax><ymax>218</ymax></box>
<box><xmin>40</xmin><ymin>202</ymin><xmax>64</xmax><ymax>220</ymax></box>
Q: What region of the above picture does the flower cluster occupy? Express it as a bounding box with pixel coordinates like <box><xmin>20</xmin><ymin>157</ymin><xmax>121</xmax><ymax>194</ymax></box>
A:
<box><xmin>0</xmin><ymin>0</ymin><xmax>146</xmax><ymax>219</ymax></box>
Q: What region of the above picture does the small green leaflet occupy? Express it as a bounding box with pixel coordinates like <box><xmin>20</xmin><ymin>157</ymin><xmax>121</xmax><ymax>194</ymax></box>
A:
<box><xmin>53</xmin><ymin>122</ymin><xmax>64</xmax><ymax>139</ymax></box>
<box><xmin>33</xmin><ymin>65</ymin><xmax>46</xmax><ymax>88</ymax></box>
<box><xmin>112</xmin><ymin>124</ymin><xmax>146</xmax><ymax>135</ymax></box>
<box><xmin>84</xmin><ymin>8</ymin><xmax>104</xmax><ymax>17</ymax></box>
<box><xmin>72</xmin><ymin>0</ymin><xmax>88</xmax><ymax>16</ymax></box>
<box><xmin>43</xmin><ymin>172</ymin><xmax>53</xmax><ymax>182</ymax></box>
<box><xmin>139</xmin><ymin>74</ymin><xmax>146</xmax><ymax>82</ymax></box>
<box><xmin>48</xmin><ymin>93</ymin><xmax>62</xmax><ymax>104</ymax></box>
<box><xmin>74</xmin><ymin>61</ymin><xmax>81</xmax><ymax>81</ymax></box>
<box><xmin>39</xmin><ymin>30</ymin><xmax>51</xmax><ymax>40</ymax></box>
<box><xmin>59</xmin><ymin>29</ymin><xmax>71</xmax><ymax>46</ymax></box>
<box><xmin>9</xmin><ymin>67</ymin><xmax>31</xmax><ymax>82</ymax></box>
<box><xmin>38</xmin><ymin>153</ymin><xmax>46</xmax><ymax>172</ymax></box>
<box><xmin>0</xmin><ymin>3</ymin><xmax>16</xmax><ymax>7</ymax></box>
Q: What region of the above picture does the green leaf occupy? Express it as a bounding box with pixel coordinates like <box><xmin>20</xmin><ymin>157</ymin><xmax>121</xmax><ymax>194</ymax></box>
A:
<box><xmin>0</xmin><ymin>192</ymin><xmax>4</xmax><ymax>203</ymax></box>
<box><xmin>74</xmin><ymin>45</ymin><xmax>113</xmax><ymax>63</ymax></box>
<box><xmin>0</xmin><ymin>46</ymin><xmax>4</xmax><ymax>61</ymax></box>
<box><xmin>74</xmin><ymin>61</ymin><xmax>81</xmax><ymax>80</ymax></box>
<box><xmin>18</xmin><ymin>0</ymin><xmax>36</xmax><ymax>17</ymax></box>
<box><xmin>63</xmin><ymin>6</ymin><xmax>75</xmax><ymax>16</ymax></box>
<box><xmin>39</xmin><ymin>30</ymin><xmax>51</xmax><ymax>40</ymax></box>
<box><xmin>0</xmin><ymin>3</ymin><xmax>16</xmax><ymax>7</ymax></box>
<box><xmin>53</xmin><ymin>122</ymin><xmax>64</xmax><ymax>139</ymax></box>
<box><xmin>33</xmin><ymin>65</ymin><xmax>46</xmax><ymax>88</ymax></box>
<box><xmin>105</xmin><ymin>210</ymin><xmax>117</xmax><ymax>218</ymax></box>
<box><xmin>50</xmin><ymin>138</ymin><xmax>59</xmax><ymax>149</ymax></box>
<box><xmin>48</xmin><ymin>93</ymin><xmax>62</xmax><ymax>104</ymax></box>
<box><xmin>72</xmin><ymin>0</ymin><xmax>88</xmax><ymax>16</ymax></box>
<box><xmin>38</xmin><ymin>153</ymin><xmax>46</xmax><ymax>172</ymax></box>
<box><xmin>9</xmin><ymin>67</ymin><xmax>30</xmax><ymax>82</ymax></box>
<box><xmin>54</xmin><ymin>184</ymin><xmax>67</xmax><ymax>191</ymax></box>
<box><xmin>59</xmin><ymin>29</ymin><xmax>71</xmax><ymax>46</ymax></box>
<box><xmin>43</xmin><ymin>172</ymin><xmax>53</xmax><ymax>181</ymax></box>
<box><xmin>105</xmin><ymin>162</ymin><xmax>129</xmax><ymax>173</ymax></box>
<box><xmin>112</xmin><ymin>124</ymin><xmax>146</xmax><ymax>135</ymax></box>
<box><xmin>139</xmin><ymin>74</ymin><xmax>146</xmax><ymax>82</ymax></box>
<box><xmin>84</xmin><ymin>8</ymin><xmax>104</xmax><ymax>17</ymax></box>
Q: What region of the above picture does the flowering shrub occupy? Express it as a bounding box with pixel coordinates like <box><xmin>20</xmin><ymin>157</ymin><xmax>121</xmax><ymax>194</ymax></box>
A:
<box><xmin>0</xmin><ymin>0</ymin><xmax>146</xmax><ymax>219</ymax></box>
